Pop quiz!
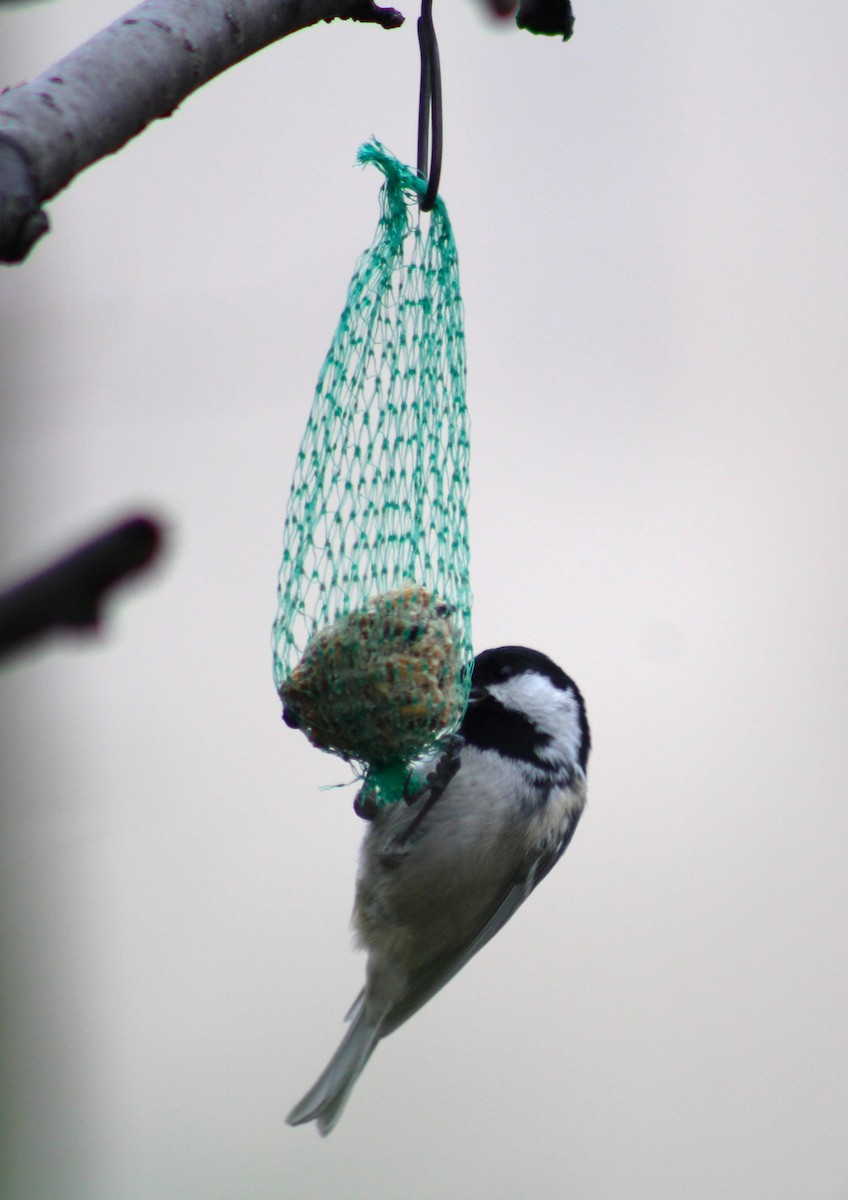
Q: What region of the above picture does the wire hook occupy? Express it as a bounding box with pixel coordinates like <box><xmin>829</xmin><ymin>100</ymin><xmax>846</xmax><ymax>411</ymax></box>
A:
<box><xmin>416</xmin><ymin>0</ymin><xmax>442</xmax><ymax>212</ymax></box>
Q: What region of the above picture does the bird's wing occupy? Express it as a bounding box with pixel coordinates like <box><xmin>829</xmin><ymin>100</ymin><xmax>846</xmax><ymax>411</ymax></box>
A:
<box><xmin>379</xmin><ymin>805</ymin><xmax>583</xmax><ymax>1037</ymax></box>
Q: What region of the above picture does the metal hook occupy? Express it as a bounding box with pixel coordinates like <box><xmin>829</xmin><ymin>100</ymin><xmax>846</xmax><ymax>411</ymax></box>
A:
<box><xmin>416</xmin><ymin>0</ymin><xmax>442</xmax><ymax>212</ymax></box>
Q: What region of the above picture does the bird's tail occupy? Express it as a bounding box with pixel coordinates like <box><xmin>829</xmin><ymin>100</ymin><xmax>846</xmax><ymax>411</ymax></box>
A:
<box><xmin>286</xmin><ymin>1000</ymin><xmax>382</xmax><ymax>1136</ymax></box>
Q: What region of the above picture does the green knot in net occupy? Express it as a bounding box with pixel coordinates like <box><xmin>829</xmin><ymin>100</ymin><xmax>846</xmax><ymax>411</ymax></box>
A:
<box><xmin>273</xmin><ymin>140</ymin><xmax>472</xmax><ymax>805</ymax></box>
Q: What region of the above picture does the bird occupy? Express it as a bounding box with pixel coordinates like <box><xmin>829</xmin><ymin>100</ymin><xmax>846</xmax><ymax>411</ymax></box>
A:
<box><xmin>287</xmin><ymin>644</ymin><xmax>590</xmax><ymax>1135</ymax></box>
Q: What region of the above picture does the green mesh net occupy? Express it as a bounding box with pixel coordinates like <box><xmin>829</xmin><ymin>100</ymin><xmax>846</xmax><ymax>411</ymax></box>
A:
<box><xmin>272</xmin><ymin>141</ymin><xmax>472</xmax><ymax>805</ymax></box>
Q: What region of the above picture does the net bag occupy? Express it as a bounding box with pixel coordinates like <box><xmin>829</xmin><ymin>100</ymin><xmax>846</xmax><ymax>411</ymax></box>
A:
<box><xmin>272</xmin><ymin>141</ymin><xmax>472</xmax><ymax>805</ymax></box>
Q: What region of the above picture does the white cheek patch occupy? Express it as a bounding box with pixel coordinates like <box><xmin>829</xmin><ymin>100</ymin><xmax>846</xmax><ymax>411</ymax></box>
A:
<box><xmin>488</xmin><ymin>673</ymin><xmax>584</xmax><ymax>767</ymax></box>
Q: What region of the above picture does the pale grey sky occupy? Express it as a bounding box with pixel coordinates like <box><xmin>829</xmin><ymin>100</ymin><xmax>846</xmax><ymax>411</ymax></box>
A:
<box><xmin>1</xmin><ymin>2</ymin><xmax>847</xmax><ymax>1197</ymax></box>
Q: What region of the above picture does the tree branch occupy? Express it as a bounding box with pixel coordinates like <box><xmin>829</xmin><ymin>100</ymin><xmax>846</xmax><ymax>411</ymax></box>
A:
<box><xmin>0</xmin><ymin>0</ymin><xmax>404</xmax><ymax>263</ymax></box>
<box><xmin>0</xmin><ymin>515</ymin><xmax>165</xmax><ymax>662</ymax></box>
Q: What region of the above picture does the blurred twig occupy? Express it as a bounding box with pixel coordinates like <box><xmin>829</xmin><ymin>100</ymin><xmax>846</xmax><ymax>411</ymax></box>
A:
<box><xmin>516</xmin><ymin>0</ymin><xmax>574</xmax><ymax>38</ymax></box>
<box><xmin>0</xmin><ymin>515</ymin><xmax>165</xmax><ymax>662</ymax></box>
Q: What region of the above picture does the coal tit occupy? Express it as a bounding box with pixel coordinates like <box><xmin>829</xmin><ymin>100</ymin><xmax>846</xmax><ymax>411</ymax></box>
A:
<box><xmin>287</xmin><ymin>645</ymin><xmax>590</xmax><ymax>1135</ymax></box>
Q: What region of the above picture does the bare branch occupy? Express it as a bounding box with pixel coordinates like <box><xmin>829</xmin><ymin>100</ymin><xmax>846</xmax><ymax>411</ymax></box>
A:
<box><xmin>0</xmin><ymin>0</ymin><xmax>404</xmax><ymax>262</ymax></box>
<box><xmin>0</xmin><ymin>515</ymin><xmax>165</xmax><ymax>663</ymax></box>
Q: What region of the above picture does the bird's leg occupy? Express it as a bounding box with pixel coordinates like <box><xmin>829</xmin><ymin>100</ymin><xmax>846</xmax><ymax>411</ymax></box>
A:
<box><xmin>381</xmin><ymin>735</ymin><xmax>465</xmax><ymax>862</ymax></box>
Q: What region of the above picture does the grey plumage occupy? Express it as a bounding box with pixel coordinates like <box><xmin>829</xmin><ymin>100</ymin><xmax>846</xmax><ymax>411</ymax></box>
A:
<box><xmin>287</xmin><ymin>645</ymin><xmax>590</xmax><ymax>1135</ymax></box>
<box><xmin>285</xmin><ymin>1001</ymin><xmax>381</xmax><ymax>1135</ymax></box>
